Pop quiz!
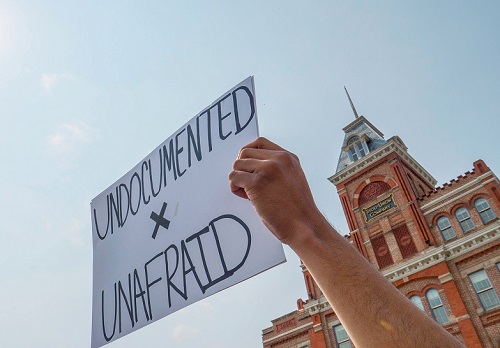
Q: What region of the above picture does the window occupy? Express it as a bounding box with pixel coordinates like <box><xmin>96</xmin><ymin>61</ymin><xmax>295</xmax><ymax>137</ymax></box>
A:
<box><xmin>348</xmin><ymin>147</ymin><xmax>359</xmax><ymax>161</ymax></box>
<box><xmin>475</xmin><ymin>198</ymin><xmax>496</xmax><ymax>224</ymax></box>
<box><xmin>356</xmin><ymin>142</ymin><xmax>367</xmax><ymax>157</ymax></box>
<box><xmin>346</xmin><ymin>136</ymin><xmax>369</xmax><ymax>163</ymax></box>
<box><xmin>333</xmin><ymin>324</ymin><xmax>352</xmax><ymax>348</ymax></box>
<box><xmin>469</xmin><ymin>270</ymin><xmax>500</xmax><ymax>310</ymax></box>
<box><xmin>410</xmin><ymin>295</ymin><xmax>425</xmax><ymax>311</ymax></box>
<box><xmin>455</xmin><ymin>207</ymin><xmax>475</xmax><ymax>232</ymax></box>
<box><xmin>347</xmin><ymin>136</ymin><xmax>359</xmax><ymax>145</ymax></box>
<box><xmin>426</xmin><ymin>289</ymin><xmax>448</xmax><ymax>324</ymax></box>
<box><xmin>436</xmin><ymin>216</ymin><xmax>456</xmax><ymax>241</ymax></box>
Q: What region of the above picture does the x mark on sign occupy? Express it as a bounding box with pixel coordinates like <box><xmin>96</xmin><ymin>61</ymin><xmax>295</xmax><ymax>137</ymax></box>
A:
<box><xmin>150</xmin><ymin>202</ymin><xmax>170</xmax><ymax>239</ymax></box>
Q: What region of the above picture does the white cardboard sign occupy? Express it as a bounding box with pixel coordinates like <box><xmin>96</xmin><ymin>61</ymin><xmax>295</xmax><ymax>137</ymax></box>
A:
<box><xmin>90</xmin><ymin>77</ymin><xmax>286</xmax><ymax>347</ymax></box>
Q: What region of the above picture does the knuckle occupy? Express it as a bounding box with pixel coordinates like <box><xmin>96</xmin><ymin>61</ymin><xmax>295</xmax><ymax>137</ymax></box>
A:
<box><xmin>232</xmin><ymin>159</ymin><xmax>240</xmax><ymax>170</ymax></box>
<box><xmin>239</xmin><ymin>148</ymin><xmax>251</xmax><ymax>158</ymax></box>
<box><xmin>253</xmin><ymin>171</ymin><xmax>268</xmax><ymax>189</ymax></box>
<box><xmin>255</xmin><ymin>136</ymin><xmax>269</xmax><ymax>149</ymax></box>
<box><xmin>276</xmin><ymin>151</ymin><xmax>296</xmax><ymax>167</ymax></box>
<box><xmin>266</xmin><ymin>158</ymin><xmax>282</xmax><ymax>173</ymax></box>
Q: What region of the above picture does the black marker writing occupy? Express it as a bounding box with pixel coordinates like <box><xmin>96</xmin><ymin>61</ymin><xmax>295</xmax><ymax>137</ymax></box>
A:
<box><xmin>93</xmin><ymin>86</ymin><xmax>255</xmax><ymax>241</ymax></box>
<box><xmin>100</xmin><ymin>213</ymin><xmax>251</xmax><ymax>342</ymax></box>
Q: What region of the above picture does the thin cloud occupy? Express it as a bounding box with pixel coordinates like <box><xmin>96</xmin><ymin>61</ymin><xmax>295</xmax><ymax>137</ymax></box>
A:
<box><xmin>43</xmin><ymin>216</ymin><xmax>85</xmax><ymax>246</ymax></box>
<box><xmin>170</xmin><ymin>324</ymin><xmax>200</xmax><ymax>343</ymax></box>
<box><xmin>41</xmin><ymin>73</ymin><xmax>73</xmax><ymax>93</ymax></box>
<box><xmin>47</xmin><ymin>121</ymin><xmax>92</xmax><ymax>155</ymax></box>
<box><xmin>61</xmin><ymin>217</ymin><xmax>85</xmax><ymax>245</ymax></box>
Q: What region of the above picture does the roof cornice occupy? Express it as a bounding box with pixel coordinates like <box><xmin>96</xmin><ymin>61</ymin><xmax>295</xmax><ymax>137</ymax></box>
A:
<box><xmin>342</xmin><ymin>115</ymin><xmax>384</xmax><ymax>138</ymax></box>
<box><xmin>329</xmin><ymin>136</ymin><xmax>437</xmax><ymax>187</ymax></box>
<box><xmin>382</xmin><ymin>222</ymin><xmax>500</xmax><ymax>282</ymax></box>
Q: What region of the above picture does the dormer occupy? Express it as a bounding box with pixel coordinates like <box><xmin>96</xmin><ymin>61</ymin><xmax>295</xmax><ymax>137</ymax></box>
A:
<box><xmin>335</xmin><ymin>115</ymin><xmax>387</xmax><ymax>172</ymax></box>
<box><xmin>343</xmin><ymin>134</ymin><xmax>369</xmax><ymax>162</ymax></box>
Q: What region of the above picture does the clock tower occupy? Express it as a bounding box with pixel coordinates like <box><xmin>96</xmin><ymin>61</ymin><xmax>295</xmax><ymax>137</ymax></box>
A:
<box><xmin>262</xmin><ymin>91</ymin><xmax>500</xmax><ymax>348</ymax></box>
<box><xmin>328</xmin><ymin>110</ymin><xmax>437</xmax><ymax>269</ymax></box>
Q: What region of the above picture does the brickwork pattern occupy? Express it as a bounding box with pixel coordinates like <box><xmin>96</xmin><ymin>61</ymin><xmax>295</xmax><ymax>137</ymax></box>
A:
<box><xmin>419</xmin><ymin>168</ymin><xmax>482</xmax><ymax>205</ymax></box>
<box><xmin>371</xmin><ymin>233</ymin><xmax>394</xmax><ymax>269</ymax></box>
<box><xmin>448</xmin><ymin>260</ymin><xmax>492</xmax><ymax>347</ymax></box>
<box><xmin>342</xmin><ymin>157</ymin><xmax>433</xmax><ymax>269</ymax></box>
<box><xmin>342</xmin><ymin>156</ymin><xmax>398</xmax><ymax>205</ymax></box>
<box><xmin>397</xmin><ymin>277</ymin><xmax>457</xmax><ymax>325</ymax></box>
<box><xmin>358</xmin><ymin>181</ymin><xmax>391</xmax><ymax>206</ymax></box>
<box><xmin>456</xmin><ymin>245</ymin><xmax>500</xmax><ymax>347</ymax></box>
<box><xmin>425</xmin><ymin>194</ymin><xmax>499</xmax><ymax>246</ymax></box>
<box><xmin>403</xmin><ymin>163</ymin><xmax>435</xmax><ymax>198</ymax></box>
<box><xmin>393</xmin><ymin>224</ymin><xmax>418</xmax><ymax>258</ymax></box>
<box><xmin>266</xmin><ymin>331</ymin><xmax>310</xmax><ymax>348</ymax></box>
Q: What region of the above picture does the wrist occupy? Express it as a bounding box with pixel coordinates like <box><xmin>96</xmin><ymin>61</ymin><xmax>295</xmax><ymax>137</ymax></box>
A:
<box><xmin>286</xmin><ymin>210</ymin><xmax>336</xmax><ymax>253</ymax></box>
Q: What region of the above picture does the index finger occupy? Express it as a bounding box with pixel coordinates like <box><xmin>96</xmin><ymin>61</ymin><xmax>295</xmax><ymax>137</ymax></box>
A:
<box><xmin>240</xmin><ymin>137</ymin><xmax>285</xmax><ymax>152</ymax></box>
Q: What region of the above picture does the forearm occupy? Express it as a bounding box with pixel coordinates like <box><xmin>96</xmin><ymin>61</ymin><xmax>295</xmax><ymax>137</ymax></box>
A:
<box><xmin>289</xmin><ymin>214</ymin><xmax>464</xmax><ymax>348</ymax></box>
<box><xmin>229</xmin><ymin>137</ymin><xmax>463</xmax><ymax>347</ymax></box>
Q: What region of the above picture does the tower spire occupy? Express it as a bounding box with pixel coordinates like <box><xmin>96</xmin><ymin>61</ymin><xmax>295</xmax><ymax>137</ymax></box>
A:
<box><xmin>344</xmin><ymin>86</ymin><xmax>359</xmax><ymax>119</ymax></box>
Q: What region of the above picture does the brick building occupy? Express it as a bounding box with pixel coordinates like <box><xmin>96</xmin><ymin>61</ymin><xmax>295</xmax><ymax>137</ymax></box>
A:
<box><xmin>261</xmin><ymin>109</ymin><xmax>500</xmax><ymax>347</ymax></box>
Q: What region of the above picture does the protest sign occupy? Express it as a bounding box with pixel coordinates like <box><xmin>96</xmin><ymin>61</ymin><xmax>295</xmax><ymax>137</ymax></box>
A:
<box><xmin>90</xmin><ymin>77</ymin><xmax>286</xmax><ymax>347</ymax></box>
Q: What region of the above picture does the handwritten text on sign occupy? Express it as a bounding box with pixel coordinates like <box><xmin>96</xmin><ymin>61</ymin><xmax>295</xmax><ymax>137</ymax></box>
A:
<box><xmin>91</xmin><ymin>77</ymin><xmax>286</xmax><ymax>347</ymax></box>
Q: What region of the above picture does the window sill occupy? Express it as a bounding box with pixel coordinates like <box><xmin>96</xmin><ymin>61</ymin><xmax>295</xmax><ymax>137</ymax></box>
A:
<box><xmin>477</xmin><ymin>306</ymin><xmax>500</xmax><ymax>326</ymax></box>
<box><xmin>482</xmin><ymin>217</ymin><xmax>499</xmax><ymax>226</ymax></box>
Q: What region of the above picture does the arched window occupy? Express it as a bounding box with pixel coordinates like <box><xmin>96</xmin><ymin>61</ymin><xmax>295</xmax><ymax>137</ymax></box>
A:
<box><xmin>347</xmin><ymin>147</ymin><xmax>359</xmax><ymax>161</ymax></box>
<box><xmin>426</xmin><ymin>289</ymin><xmax>449</xmax><ymax>324</ymax></box>
<box><xmin>346</xmin><ymin>136</ymin><xmax>369</xmax><ymax>163</ymax></box>
<box><xmin>436</xmin><ymin>216</ymin><xmax>456</xmax><ymax>241</ymax></box>
<box><xmin>474</xmin><ymin>198</ymin><xmax>496</xmax><ymax>224</ymax></box>
<box><xmin>455</xmin><ymin>207</ymin><xmax>475</xmax><ymax>232</ymax></box>
<box><xmin>410</xmin><ymin>295</ymin><xmax>425</xmax><ymax>311</ymax></box>
<box><xmin>347</xmin><ymin>136</ymin><xmax>359</xmax><ymax>145</ymax></box>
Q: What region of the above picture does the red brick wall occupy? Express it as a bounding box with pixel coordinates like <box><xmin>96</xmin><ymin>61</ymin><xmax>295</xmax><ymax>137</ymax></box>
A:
<box><xmin>393</xmin><ymin>224</ymin><xmax>417</xmax><ymax>258</ymax></box>
<box><xmin>335</xmin><ymin>154</ymin><xmax>433</xmax><ymax>269</ymax></box>
<box><xmin>424</xmin><ymin>190</ymin><xmax>500</xmax><ymax>246</ymax></box>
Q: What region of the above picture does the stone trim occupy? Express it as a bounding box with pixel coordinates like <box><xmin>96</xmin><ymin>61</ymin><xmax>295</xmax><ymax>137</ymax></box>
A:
<box><xmin>303</xmin><ymin>296</ymin><xmax>331</xmax><ymax>315</ymax></box>
<box><xmin>262</xmin><ymin>322</ymin><xmax>313</xmax><ymax>344</ymax></box>
<box><xmin>383</xmin><ymin>223</ymin><xmax>500</xmax><ymax>282</ymax></box>
<box><xmin>421</xmin><ymin>174</ymin><xmax>496</xmax><ymax>214</ymax></box>
<box><xmin>438</xmin><ymin>272</ymin><xmax>453</xmax><ymax>283</ymax></box>
<box><xmin>342</xmin><ymin>116</ymin><xmax>385</xmax><ymax>138</ymax></box>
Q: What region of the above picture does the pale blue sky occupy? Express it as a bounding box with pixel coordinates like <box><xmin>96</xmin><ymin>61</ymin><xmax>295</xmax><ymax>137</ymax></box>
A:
<box><xmin>1</xmin><ymin>1</ymin><xmax>499</xmax><ymax>347</ymax></box>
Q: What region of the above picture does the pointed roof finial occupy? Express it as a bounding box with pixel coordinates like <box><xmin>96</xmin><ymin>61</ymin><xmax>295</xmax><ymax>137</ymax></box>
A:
<box><xmin>344</xmin><ymin>86</ymin><xmax>359</xmax><ymax>119</ymax></box>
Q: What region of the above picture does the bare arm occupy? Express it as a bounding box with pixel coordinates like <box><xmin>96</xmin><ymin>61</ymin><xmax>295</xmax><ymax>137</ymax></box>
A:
<box><xmin>229</xmin><ymin>137</ymin><xmax>464</xmax><ymax>348</ymax></box>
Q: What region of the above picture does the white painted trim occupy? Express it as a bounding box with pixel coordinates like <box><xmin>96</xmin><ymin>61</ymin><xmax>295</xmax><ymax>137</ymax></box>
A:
<box><xmin>420</xmin><ymin>174</ymin><xmax>496</xmax><ymax>214</ymax></box>
<box><xmin>262</xmin><ymin>322</ymin><xmax>313</xmax><ymax>344</ymax></box>
<box><xmin>329</xmin><ymin>137</ymin><xmax>437</xmax><ymax>187</ymax></box>
<box><xmin>382</xmin><ymin>223</ymin><xmax>500</xmax><ymax>282</ymax></box>
<box><xmin>303</xmin><ymin>296</ymin><xmax>331</xmax><ymax>315</ymax></box>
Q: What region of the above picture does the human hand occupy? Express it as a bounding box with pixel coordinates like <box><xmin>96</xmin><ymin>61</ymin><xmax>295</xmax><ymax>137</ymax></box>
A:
<box><xmin>229</xmin><ymin>137</ymin><xmax>322</xmax><ymax>246</ymax></box>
